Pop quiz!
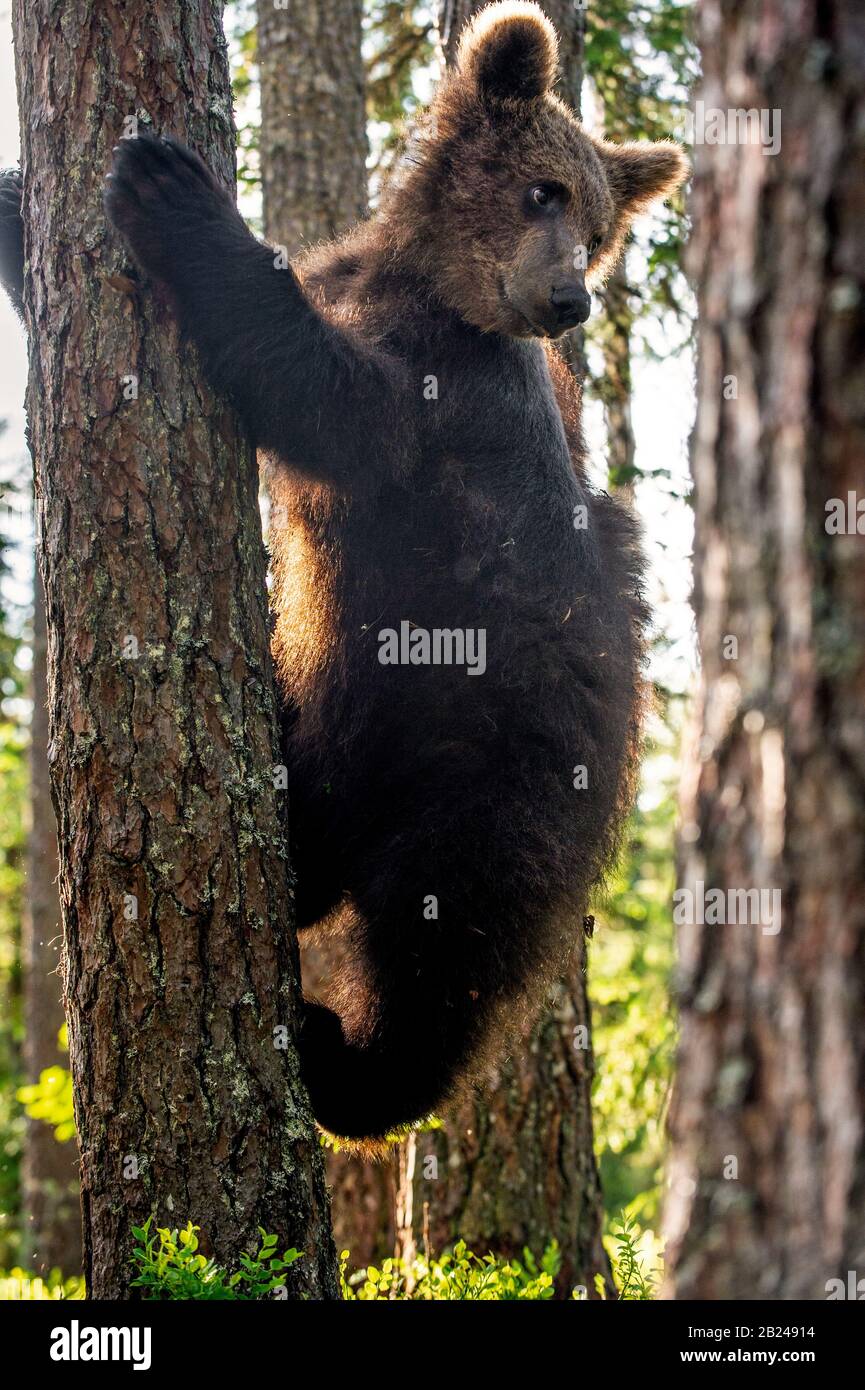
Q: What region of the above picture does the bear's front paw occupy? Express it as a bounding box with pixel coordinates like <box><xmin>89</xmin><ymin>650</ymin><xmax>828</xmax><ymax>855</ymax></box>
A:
<box><xmin>104</xmin><ymin>133</ymin><xmax>234</xmax><ymax>285</ymax></box>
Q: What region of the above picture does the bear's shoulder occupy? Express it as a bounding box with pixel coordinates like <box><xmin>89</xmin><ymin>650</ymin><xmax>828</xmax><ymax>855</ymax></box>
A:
<box><xmin>294</xmin><ymin>230</ymin><xmax>367</xmax><ymax>308</ymax></box>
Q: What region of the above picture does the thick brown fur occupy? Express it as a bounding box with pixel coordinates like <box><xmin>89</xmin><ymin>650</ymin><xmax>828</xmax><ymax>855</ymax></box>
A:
<box><xmin>0</xmin><ymin>3</ymin><xmax>687</xmax><ymax>1144</ymax></box>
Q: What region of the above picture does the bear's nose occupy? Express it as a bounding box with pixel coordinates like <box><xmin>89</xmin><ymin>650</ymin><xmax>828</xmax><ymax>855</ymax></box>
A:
<box><xmin>550</xmin><ymin>282</ymin><xmax>592</xmax><ymax>326</ymax></box>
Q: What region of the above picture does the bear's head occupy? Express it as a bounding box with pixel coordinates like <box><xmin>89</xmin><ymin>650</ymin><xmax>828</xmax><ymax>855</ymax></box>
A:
<box><xmin>384</xmin><ymin>1</ymin><xmax>687</xmax><ymax>339</ymax></box>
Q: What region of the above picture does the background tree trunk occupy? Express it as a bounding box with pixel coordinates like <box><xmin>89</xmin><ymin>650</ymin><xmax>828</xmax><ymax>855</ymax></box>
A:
<box><xmin>595</xmin><ymin>259</ymin><xmax>636</xmax><ymax>492</ymax></box>
<box><xmin>256</xmin><ymin>0</ymin><xmax>395</xmax><ymax>1271</ymax></box>
<box><xmin>395</xmin><ymin>938</ymin><xmax>610</xmax><ymax>1297</ymax></box>
<box><xmin>258</xmin><ymin>0</ymin><xmax>367</xmax><ymax>257</ymax></box>
<box><xmin>588</xmin><ymin>18</ymin><xmax>650</xmax><ymax>497</ymax></box>
<box><xmin>390</xmin><ymin>0</ymin><xmax>612</xmax><ymax>1297</ymax></box>
<box><xmin>20</xmin><ymin>560</ymin><xmax>81</xmax><ymax>1276</ymax></box>
<box><xmin>664</xmin><ymin>0</ymin><xmax>865</xmax><ymax>1299</ymax></box>
<box><xmin>12</xmin><ymin>0</ymin><xmax>337</xmax><ymax>1299</ymax></box>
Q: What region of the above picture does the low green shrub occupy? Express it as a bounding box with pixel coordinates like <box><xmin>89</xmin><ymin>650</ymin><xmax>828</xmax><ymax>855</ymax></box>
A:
<box><xmin>1</xmin><ymin>1209</ymin><xmax>658</xmax><ymax>1301</ymax></box>
<box><xmin>129</xmin><ymin>1219</ymin><xmax>302</xmax><ymax>1300</ymax></box>
<box><xmin>608</xmin><ymin>1212</ymin><xmax>659</xmax><ymax>1300</ymax></box>
<box><xmin>341</xmin><ymin>1240</ymin><xmax>562</xmax><ymax>1300</ymax></box>
<box><xmin>0</xmin><ymin>1267</ymin><xmax>84</xmax><ymax>1300</ymax></box>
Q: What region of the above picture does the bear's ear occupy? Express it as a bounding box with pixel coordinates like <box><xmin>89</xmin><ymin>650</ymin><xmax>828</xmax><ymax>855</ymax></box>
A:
<box><xmin>457</xmin><ymin>1</ymin><xmax>558</xmax><ymax>102</ymax></box>
<box><xmin>599</xmin><ymin>139</ymin><xmax>689</xmax><ymax>216</ymax></box>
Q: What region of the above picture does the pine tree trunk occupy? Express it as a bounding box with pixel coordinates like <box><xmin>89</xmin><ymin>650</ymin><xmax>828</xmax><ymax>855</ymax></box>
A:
<box><xmin>390</xmin><ymin>1</ymin><xmax>612</xmax><ymax>1297</ymax></box>
<box><xmin>256</xmin><ymin>0</ymin><xmax>396</xmax><ymax>1271</ymax></box>
<box><xmin>395</xmin><ymin>939</ymin><xmax>610</xmax><ymax>1297</ymax></box>
<box><xmin>12</xmin><ymin>0</ymin><xmax>337</xmax><ymax>1300</ymax></box>
<box><xmin>20</xmin><ymin>561</ymin><xmax>81</xmax><ymax>1276</ymax></box>
<box><xmin>258</xmin><ymin>0</ymin><xmax>367</xmax><ymax>258</ymax></box>
<box><xmin>664</xmin><ymin>0</ymin><xmax>865</xmax><ymax>1300</ymax></box>
<box><xmin>595</xmin><ymin>89</ymin><xmax>638</xmax><ymax>494</ymax></box>
<box><xmin>596</xmin><ymin>258</ymin><xmax>636</xmax><ymax>491</ymax></box>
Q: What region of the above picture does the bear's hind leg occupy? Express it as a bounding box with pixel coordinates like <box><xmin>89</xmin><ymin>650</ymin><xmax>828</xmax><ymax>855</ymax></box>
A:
<box><xmin>298</xmin><ymin>926</ymin><xmax>485</xmax><ymax>1142</ymax></box>
<box><xmin>297</xmin><ymin>854</ymin><xmax>558</xmax><ymax>1142</ymax></box>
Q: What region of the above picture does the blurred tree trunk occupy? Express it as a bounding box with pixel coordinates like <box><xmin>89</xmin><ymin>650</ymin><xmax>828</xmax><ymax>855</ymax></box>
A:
<box><xmin>390</xmin><ymin>0</ymin><xmax>612</xmax><ymax>1298</ymax></box>
<box><xmin>20</xmin><ymin>561</ymin><xmax>81</xmax><ymax>1276</ymax></box>
<box><xmin>664</xmin><ymin>0</ymin><xmax>865</xmax><ymax>1299</ymax></box>
<box><xmin>596</xmin><ymin>259</ymin><xmax>636</xmax><ymax>492</ymax></box>
<box><xmin>258</xmin><ymin>0</ymin><xmax>367</xmax><ymax>257</ymax></box>
<box><xmin>593</xmin><ymin>57</ymin><xmax>639</xmax><ymax>495</ymax></box>
<box><xmin>257</xmin><ymin>0</ymin><xmax>393</xmax><ymax>1269</ymax></box>
<box><xmin>12</xmin><ymin>0</ymin><xmax>337</xmax><ymax>1299</ymax></box>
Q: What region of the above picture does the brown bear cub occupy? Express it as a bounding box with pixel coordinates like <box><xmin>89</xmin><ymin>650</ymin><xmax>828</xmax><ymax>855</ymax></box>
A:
<box><xmin>0</xmin><ymin>3</ymin><xmax>686</xmax><ymax>1142</ymax></box>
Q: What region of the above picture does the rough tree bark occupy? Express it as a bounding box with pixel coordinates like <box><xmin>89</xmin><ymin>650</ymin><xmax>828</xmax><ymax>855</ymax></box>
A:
<box><xmin>664</xmin><ymin>0</ymin><xmax>865</xmax><ymax>1299</ymax></box>
<box><xmin>393</xmin><ymin>0</ymin><xmax>612</xmax><ymax>1298</ymax></box>
<box><xmin>256</xmin><ymin>0</ymin><xmax>394</xmax><ymax>1270</ymax></box>
<box><xmin>258</xmin><ymin>0</ymin><xmax>367</xmax><ymax>257</ymax></box>
<box><xmin>20</xmin><ymin>561</ymin><xmax>81</xmax><ymax>1276</ymax></box>
<box><xmin>12</xmin><ymin>0</ymin><xmax>337</xmax><ymax>1298</ymax></box>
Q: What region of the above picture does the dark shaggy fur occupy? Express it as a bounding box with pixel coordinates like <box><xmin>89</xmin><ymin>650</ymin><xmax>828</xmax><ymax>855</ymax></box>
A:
<box><xmin>0</xmin><ymin>2</ymin><xmax>686</xmax><ymax>1143</ymax></box>
<box><xmin>0</xmin><ymin>168</ymin><xmax>24</xmax><ymax>317</ymax></box>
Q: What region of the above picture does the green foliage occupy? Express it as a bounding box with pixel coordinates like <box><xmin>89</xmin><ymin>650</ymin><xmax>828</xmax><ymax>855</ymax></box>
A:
<box><xmin>584</xmin><ymin>0</ymin><xmax>696</xmax><ymax>495</ymax></box>
<box><xmin>588</xmin><ymin>0</ymin><xmax>696</xmax><ymax>142</ymax></box>
<box><xmin>17</xmin><ymin>1067</ymin><xmax>75</xmax><ymax>1144</ymax></box>
<box><xmin>365</xmin><ymin>0</ymin><xmax>435</xmax><ymax>180</ymax></box>
<box><xmin>227</xmin><ymin>0</ymin><xmax>257</xmax><ymax>104</ymax></box>
<box><xmin>129</xmin><ymin>1219</ymin><xmax>302</xmax><ymax>1300</ymax></box>
<box><xmin>5</xmin><ymin>1223</ymin><xmax>658</xmax><ymax>1302</ymax></box>
<box><xmin>0</xmin><ymin>1267</ymin><xmax>84</xmax><ymax>1301</ymax></box>
<box><xmin>610</xmin><ymin>1212</ymin><xmax>659</xmax><ymax>1300</ymax></box>
<box><xmin>16</xmin><ymin>1024</ymin><xmax>76</xmax><ymax>1143</ymax></box>
<box><xmin>341</xmin><ymin>1239</ymin><xmax>562</xmax><ymax>1301</ymax></box>
<box><xmin>586</xmin><ymin>0</ymin><xmax>696</xmax><ymax>327</ymax></box>
<box><xmin>225</xmin><ymin>0</ymin><xmax>260</xmax><ymax>201</ymax></box>
<box><xmin>587</xmin><ymin>1212</ymin><xmax>660</xmax><ymax>1300</ymax></box>
<box><xmin>344</xmin><ymin>1232</ymin><xmax>660</xmax><ymax>1301</ymax></box>
<box><xmin>0</xmin><ymin>452</ymin><xmax>27</xmax><ymax>1269</ymax></box>
<box><xmin>590</xmin><ymin>718</ymin><xmax>682</xmax><ymax>1239</ymax></box>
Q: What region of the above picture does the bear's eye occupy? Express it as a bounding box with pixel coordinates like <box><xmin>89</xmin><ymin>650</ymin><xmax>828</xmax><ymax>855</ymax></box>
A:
<box><xmin>526</xmin><ymin>182</ymin><xmax>564</xmax><ymax>213</ymax></box>
<box><xmin>588</xmin><ymin>234</ymin><xmax>603</xmax><ymax>258</ymax></box>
